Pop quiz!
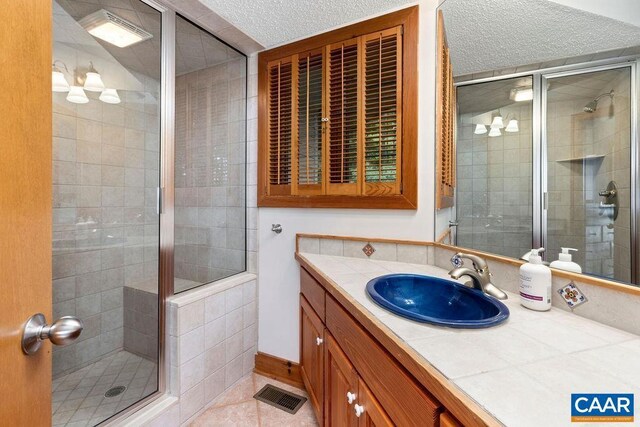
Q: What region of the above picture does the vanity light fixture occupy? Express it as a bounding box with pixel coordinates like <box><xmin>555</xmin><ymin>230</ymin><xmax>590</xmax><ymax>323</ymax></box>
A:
<box><xmin>79</xmin><ymin>9</ymin><xmax>153</xmax><ymax>48</ymax></box>
<box><xmin>490</xmin><ymin>115</ymin><xmax>504</xmax><ymax>129</ymax></box>
<box><xmin>83</xmin><ymin>62</ymin><xmax>105</xmax><ymax>92</ymax></box>
<box><xmin>474</xmin><ymin>124</ymin><xmax>488</xmax><ymax>135</ymax></box>
<box><xmin>488</xmin><ymin>127</ymin><xmax>502</xmax><ymax>137</ymax></box>
<box><xmin>99</xmin><ymin>88</ymin><xmax>121</xmax><ymax>104</ymax></box>
<box><xmin>505</xmin><ymin>119</ymin><xmax>519</xmax><ymax>132</ymax></box>
<box><xmin>52</xmin><ymin>61</ymin><xmax>70</xmax><ymax>92</ymax></box>
<box><xmin>510</xmin><ymin>87</ymin><xmax>533</xmax><ymax>102</ymax></box>
<box><xmin>66</xmin><ymin>86</ymin><xmax>89</xmax><ymax>104</ymax></box>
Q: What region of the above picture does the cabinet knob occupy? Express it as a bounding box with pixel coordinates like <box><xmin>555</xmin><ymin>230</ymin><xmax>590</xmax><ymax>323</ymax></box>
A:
<box><xmin>316</xmin><ymin>336</ymin><xmax>323</xmax><ymax>346</ymax></box>
<box><xmin>354</xmin><ymin>404</ymin><xmax>364</xmax><ymax>417</ymax></box>
<box><xmin>347</xmin><ymin>391</ymin><xmax>356</xmax><ymax>404</ymax></box>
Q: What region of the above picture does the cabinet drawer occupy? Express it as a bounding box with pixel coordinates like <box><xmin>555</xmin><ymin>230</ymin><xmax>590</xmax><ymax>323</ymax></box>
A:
<box><xmin>300</xmin><ymin>267</ymin><xmax>325</xmax><ymax>320</ymax></box>
<box><xmin>326</xmin><ymin>297</ymin><xmax>441</xmax><ymax>427</ymax></box>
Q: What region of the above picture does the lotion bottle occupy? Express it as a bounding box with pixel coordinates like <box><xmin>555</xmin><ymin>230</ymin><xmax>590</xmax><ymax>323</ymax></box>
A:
<box><xmin>549</xmin><ymin>247</ymin><xmax>582</xmax><ymax>273</ymax></box>
<box><xmin>519</xmin><ymin>248</ymin><xmax>552</xmax><ymax>311</ymax></box>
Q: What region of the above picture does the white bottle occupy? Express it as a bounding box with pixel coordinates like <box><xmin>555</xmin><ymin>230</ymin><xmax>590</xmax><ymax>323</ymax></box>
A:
<box><xmin>519</xmin><ymin>248</ymin><xmax>552</xmax><ymax>311</ymax></box>
<box><xmin>549</xmin><ymin>247</ymin><xmax>582</xmax><ymax>273</ymax></box>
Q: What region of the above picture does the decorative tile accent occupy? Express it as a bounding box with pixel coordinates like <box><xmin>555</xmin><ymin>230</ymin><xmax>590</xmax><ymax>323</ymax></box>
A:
<box><xmin>558</xmin><ymin>282</ymin><xmax>588</xmax><ymax>309</ymax></box>
<box><xmin>362</xmin><ymin>243</ymin><xmax>375</xmax><ymax>257</ymax></box>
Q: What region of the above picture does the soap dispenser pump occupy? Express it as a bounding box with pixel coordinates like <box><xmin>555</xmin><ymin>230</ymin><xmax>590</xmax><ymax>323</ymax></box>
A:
<box><xmin>550</xmin><ymin>247</ymin><xmax>582</xmax><ymax>273</ymax></box>
<box><xmin>519</xmin><ymin>248</ymin><xmax>552</xmax><ymax>311</ymax></box>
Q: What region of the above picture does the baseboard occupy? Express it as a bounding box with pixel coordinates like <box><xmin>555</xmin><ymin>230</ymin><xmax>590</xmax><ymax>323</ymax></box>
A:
<box><xmin>254</xmin><ymin>351</ymin><xmax>304</xmax><ymax>390</ymax></box>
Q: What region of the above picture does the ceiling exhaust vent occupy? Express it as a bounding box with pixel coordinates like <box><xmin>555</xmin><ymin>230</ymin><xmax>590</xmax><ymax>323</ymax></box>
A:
<box><xmin>79</xmin><ymin>9</ymin><xmax>153</xmax><ymax>48</ymax></box>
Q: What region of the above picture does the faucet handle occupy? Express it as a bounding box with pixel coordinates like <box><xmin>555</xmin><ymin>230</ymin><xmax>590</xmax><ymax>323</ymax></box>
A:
<box><xmin>451</xmin><ymin>254</ymin><xmax>463</xmax><ymax>268</ymax></box>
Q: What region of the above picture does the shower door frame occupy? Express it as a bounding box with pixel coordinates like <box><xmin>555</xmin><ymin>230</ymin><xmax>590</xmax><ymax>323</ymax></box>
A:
<box><xmin>540</xmin><ymin>62</ymin><xmax>638</xmax><ymax>283</ymax></box>
<box><xmin>454</xmin><ymin>57</ymin><xmax>640</xmax><ymax>285</ymax></box>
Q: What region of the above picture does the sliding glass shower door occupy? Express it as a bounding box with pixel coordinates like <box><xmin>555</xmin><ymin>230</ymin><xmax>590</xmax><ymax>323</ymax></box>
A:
<box><xmin>543</xmin><ymin>66</ymin><xmax>633</xmax><ymax>281</ymax></box>
<box><xmin>455</xmin><ymin>63</ymin><xmax>636</xmax><ymax>284</ymax></box>
<box><xmin>52</xmin><ymin>0</ymin><xmax>161</xmax><ymax>424</ymax></box>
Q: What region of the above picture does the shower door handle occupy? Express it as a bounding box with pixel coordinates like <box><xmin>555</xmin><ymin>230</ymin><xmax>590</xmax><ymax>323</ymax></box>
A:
<box><xmin>21</xmin><ymin>313</ymin><xmax>83</xmax><ymax>355</ymax></box>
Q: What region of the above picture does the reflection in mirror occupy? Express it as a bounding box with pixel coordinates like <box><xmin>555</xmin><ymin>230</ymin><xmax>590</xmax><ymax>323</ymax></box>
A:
<box><xmin>436</xmin><ymin>0</ymin><xmax>640</xmax><ymax>285</ymax></box>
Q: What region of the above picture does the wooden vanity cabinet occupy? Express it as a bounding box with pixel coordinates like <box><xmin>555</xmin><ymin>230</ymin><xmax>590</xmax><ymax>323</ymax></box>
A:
<box><xmin>300</xmin><ymin>296</ymin><xmax>324</xmax><ymax>425</ymax></box>
<box><xmin>325</xmin><ymin>334</ymin><xmax>359</xmax><ymax>426</ymax></box>
<box><xmin>299</xmin><ymin>267</ymin><xmax>442</xmax><ymax>427</ymax></box>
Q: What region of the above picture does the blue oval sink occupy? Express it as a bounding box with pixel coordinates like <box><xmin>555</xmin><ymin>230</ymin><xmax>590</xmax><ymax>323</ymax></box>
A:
<box><xmin>366</xmin><ymin>274</ymin><xmax>509</xmax><ymax>328</ymax></box>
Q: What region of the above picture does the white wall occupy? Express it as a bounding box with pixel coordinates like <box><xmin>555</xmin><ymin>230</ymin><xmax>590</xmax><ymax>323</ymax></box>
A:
<box><xmin>256</xmin><ymin>0</ymin><xmax>440</xmax><ymax>362</ymax></box>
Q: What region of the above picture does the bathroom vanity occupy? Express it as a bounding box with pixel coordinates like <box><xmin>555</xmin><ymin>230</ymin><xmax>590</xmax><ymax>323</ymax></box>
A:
<box><xmin>295</xmin><ymin>236</ymin><xmax>640</xmax><ymax>427</ymax></box>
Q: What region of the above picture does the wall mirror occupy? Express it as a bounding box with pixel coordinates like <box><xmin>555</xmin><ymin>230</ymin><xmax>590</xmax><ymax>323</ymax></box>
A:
<box><xmin>436</xmin><ymin>0</ymin><xmax>640</xmax><ymax>286</ymax></box>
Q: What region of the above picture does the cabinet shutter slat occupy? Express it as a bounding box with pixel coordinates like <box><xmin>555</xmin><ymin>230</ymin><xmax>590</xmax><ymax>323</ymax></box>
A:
<box><xmin>297</xmin><ymin>52</ymin><xmax>324</xmax><ymax>191</ymax></box>
<box><xmin>363</xmin><ymin>28</ymin><xmax>402</xmax><ymax>195</ymax></box>
<box><xmin>328</xmin><ymin>40</ymin><xmax>359</xmax><ymax>191</ymax></box>
<box><xmin>436</xmin><ymin>10</ymin><xmax>456</xmax><ymax>209</ymax></box>
<box><xmin>268</xmin><ymin>60</ymin><xmax>293</xmax><ymax>193</ymax></box>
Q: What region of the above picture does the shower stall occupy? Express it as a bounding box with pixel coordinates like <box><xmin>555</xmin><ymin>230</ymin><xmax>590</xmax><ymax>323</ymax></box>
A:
<box><xmin>51</xmin><ymin>0</ymin><xmax>247</xmax><ymax>425</ymax></box>
<box><xmin>455</xmin><ymin>61</ymin><xmax>637</xmax><ymax>284</ymax></box>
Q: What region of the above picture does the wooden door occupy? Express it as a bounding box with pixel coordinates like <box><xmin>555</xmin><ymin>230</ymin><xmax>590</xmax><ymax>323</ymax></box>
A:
<box><xmin>300</xmin><ymin>296</ymin><xmax>325</xmax><ymax>425</ymax></box>
<box><xmin>356</xmin><ymin>379</ymin><xmax>393</xmax><ymax>427</ymax></box>
<box><xmin>0</xmin><ymin>0</ymin><xmax>52</xmax><ymax>425</ymax></box>
<box><xmin>325</xmin><ymin>333</ymin><xmax>358</xmax><ymax>427</ymax></box>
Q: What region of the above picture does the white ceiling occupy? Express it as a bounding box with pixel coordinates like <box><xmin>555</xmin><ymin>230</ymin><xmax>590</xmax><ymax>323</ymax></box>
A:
<box><xmin>197</xmin><ymin>0</ymin><xmax>414</xmax><ymax>48</ymax></box>
<box><xmin>440</xmin><ymin>0</ymin><xmax>640</xmax><ymax>77</ymax></box>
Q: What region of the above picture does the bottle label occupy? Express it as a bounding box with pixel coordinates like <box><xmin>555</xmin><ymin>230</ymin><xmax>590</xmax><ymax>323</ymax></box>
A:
<box><xmin>520</xmin><ymin>291</ymin><xmax>543</xmax><ymax>301</ymax></box>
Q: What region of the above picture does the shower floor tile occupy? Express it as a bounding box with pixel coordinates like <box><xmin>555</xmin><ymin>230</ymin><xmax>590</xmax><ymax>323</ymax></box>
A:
<box><xmin>52</xmin><ymin>350</ymin><xmax>157</xmax><ymax>427</ymax></box>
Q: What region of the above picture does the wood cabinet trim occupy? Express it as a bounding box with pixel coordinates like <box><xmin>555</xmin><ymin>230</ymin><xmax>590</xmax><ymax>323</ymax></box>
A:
<box><xmin>296</xmin><ymin>256</ymin><xmax>500</xmax><ymax>427</ymax></box>
<box><xmin>300</xmin><ymin>267</ymin><xmax>326</xmax><ymax>320</ymax></box>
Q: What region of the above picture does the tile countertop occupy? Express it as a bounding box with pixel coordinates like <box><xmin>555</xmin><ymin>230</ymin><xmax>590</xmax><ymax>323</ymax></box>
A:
<box><xmin>299</xmin><ymin>253</ymin><xmax>640</xmax><ymax>427</ymax></box>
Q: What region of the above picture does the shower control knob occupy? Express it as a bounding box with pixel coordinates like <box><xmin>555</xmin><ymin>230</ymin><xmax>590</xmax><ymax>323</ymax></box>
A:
<box><xmin>21</xmin><ymin>313</ymin><xmax>83</xmax><ymax>355</ymax></box>
<box><xmin>599</xmin><ymin>189</ymin><xmax>616</xmax><ymax>197</ymax></box>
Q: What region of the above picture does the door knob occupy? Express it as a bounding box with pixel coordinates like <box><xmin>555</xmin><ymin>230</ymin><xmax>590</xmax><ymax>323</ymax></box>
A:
<box><xmin>22</xmin><ymin>313</ymin><xmax>83</xmax><ymax>355</ymax></box>
<box><xmin>316</xmin><ymin>336</ymin><xmax>323</xmax><ymax>346</ymax></box>
<box><xmin>347</xmin><ymin>391</ymin><xmax>356</xmax><ymax>404</ymax></box>
<box><xmin>354</xmin><ymin>404</ymin><xmax>365</xmax><ymax>417</ymax></box>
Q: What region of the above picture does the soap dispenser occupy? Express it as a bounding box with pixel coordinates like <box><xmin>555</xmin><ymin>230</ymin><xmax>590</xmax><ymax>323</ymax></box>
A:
<box><xmin>519</xmin><ymin>248</ymin><xmax>552</xmax><ymax>311</ymax></box>
<box><xmin>550</xmin><ymin>248</ymin><xmax>582</xmax><ymax>273</ymax></box>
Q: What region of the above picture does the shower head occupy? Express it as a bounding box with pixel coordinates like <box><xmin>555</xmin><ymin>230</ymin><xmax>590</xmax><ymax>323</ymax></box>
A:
<box><xmin>583</xmin><ymin>89</ymin><xmax>614</xmax><ymax>113</ymax></box>
<box><xmin>583</xmin><ymin>99</ymin><xmax>598</xmax><ymax>113</ymax></box>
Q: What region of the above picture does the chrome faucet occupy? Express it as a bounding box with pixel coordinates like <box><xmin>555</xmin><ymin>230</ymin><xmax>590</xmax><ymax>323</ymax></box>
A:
<box><xmin>448</xmin><ymin>253</ymin><xmax>508</xmax><ymax>300</ymax></box>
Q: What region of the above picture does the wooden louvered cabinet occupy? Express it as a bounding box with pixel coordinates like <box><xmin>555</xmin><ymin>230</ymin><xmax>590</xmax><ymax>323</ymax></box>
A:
<box><xmin>436</xmin><ymin>10</ymin><xmax>456</xmax><ymax>209</ymax></box>
<box><xmin>258</xmin><ymin>7</ymin><xmax>417</xmax><ymax>209</ymax></box>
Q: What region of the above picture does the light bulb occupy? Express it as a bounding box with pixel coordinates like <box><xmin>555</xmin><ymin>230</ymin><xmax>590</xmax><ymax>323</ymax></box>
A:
<box><xmin>488</xmin><ymin>127</ymin><xmax>501</xmax><ymax>137</ymax></box>
<box><xmin>474</xmin><ymin>124</ymin><xmax>487</xmax><ymax>135</ymax></box>
<box><xmin>505</xmin><ymin>119</ymin><xmax>519</xmax><ymax>132</ymax></box>
<box><xmin>99</xmin><ymin>88</ymin><xmax>121</xmax><ymax>104</ymax></box>
<box><xmin>84</xmin><ymin>71</ymin><xmax>105</xmax><ymax>92</ymax></box>
<box><xmin>52</xmin><ymin>70</ymin><xmax>70</xmax><ymax>92</ymax></box>
<box><xmin>490</xmin><ymin>116</ymin><xmax>504</xmax><ymax>129</ymax></box>
<box><xmin>66</xmin><ymin>86</ymin><xmax>89</xmax><ymax>104</ymax></box>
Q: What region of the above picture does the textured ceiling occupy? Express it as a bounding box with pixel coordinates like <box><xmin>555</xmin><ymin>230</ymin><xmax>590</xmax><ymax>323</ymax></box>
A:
<box><xmin>198</xmin><ymin>0</ymin><xmax>414</xmax><ymax>48</ymax></box>
<box><xmin>440</xmin><ymin>0</ymin><xmax>640</xmax><ymax>77</ymax></box>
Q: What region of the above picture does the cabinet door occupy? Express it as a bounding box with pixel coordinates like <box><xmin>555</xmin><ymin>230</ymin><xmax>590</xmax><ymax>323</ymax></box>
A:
<box><xmin>355</xmin><ymin>379</ymin><xmax>393</xmax><ymax>427</ymax></box>
<box><xmin>301</xmin><ymin>296</ymin><xmax>324</xmax><ymax>425</ymax></box>
<box><xmin>325</xmin><ymin>333</ymin><xmax>359</xmax><ymax>427</ymax></box>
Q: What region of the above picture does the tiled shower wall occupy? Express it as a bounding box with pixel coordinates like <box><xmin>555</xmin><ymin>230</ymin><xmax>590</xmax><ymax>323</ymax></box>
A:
<box><xmin>52</xmin><ymin>72</ymin><xmax>160</xmax><ymax>377</ymax></box>
<box><xmin>166</xmin><ymin>275</ymin><xmax>257</xmax><ymax>424</ymax></box>
<box><xmin>456</xmin><ymin>102</ymin><xmax>533</xmax><ymax>259</ymax></box>
<box><xmin>546</xmin><ymin>70</ymin><xmax>631</xmax><ymax>280</ymax></box>
<box><xmin>174</xmin><ymin>55</ymin><xmax>248</xmax><ymax>290</ymax></box>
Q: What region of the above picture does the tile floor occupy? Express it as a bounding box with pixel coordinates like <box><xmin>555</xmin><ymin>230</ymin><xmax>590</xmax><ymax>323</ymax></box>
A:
<box><xmin>191</xmin><ymin>373</ymin><xmax>318</xmax><ymax>426</ymax></box>
<box><xmin>52</xmin><ymin>350</ymin><xmax>157</xmax><ymax>426</ymax></box>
